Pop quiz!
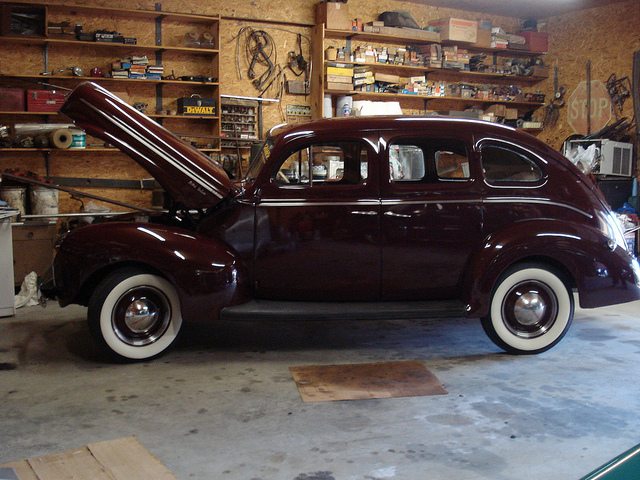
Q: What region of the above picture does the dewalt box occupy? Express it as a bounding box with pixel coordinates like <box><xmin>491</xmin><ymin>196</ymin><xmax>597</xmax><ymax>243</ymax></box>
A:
<box><xmin>26</xmin><ymin>90</ymin><xmax>66</xmax><ymax>112</ymax></box>
<box><xmin>178</xmin><ymin>96</ymin><xmax>217</xmax><ymax>116</ymax></box>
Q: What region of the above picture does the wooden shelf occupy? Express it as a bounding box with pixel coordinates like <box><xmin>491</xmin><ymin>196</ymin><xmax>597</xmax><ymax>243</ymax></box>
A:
<box><xmin>313</xmin><ymin>24</ymin><xmax>547</xmax><ymax>119</ymax></box>
<box><xmin>324</xmin><ymin>28</ymin><xmax>545</xmax><ymax>57</ymax></box>
<box><xmin>0</xmin><ymin>1</ymin><xmax>222</xmax><ymax>180</ymax></box>
<box><xmin>2</xmin><ymin>1</ymin><xmax>220</xmax><ymax>23</ymax></box>
<box><xmin>0</xmin><ymin>74</ymin><xmax>218</xmax><ymax>87</ymax></box>
<box><xmin>0</xmin><ymin>35</ymin><xmax>219</xmax><ymax>56</ymax></box>
<box><xmin>324</xmin><ymin>90</ymin><xmax>544</xmax><ymax>109</ymax></box>
<box><xmin>323</xmin><ymin>61</ymin><xmax>546</xmax><ymax>84</ymax></box>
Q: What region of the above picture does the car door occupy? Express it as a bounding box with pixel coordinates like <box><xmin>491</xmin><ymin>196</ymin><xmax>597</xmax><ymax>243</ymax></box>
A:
<box><xmin>380</xmin><ymin>131</ymin><xmax>483</xmax><ymax>301</ymax></box>
<box><xmin>253</xmin><ymin>137</ymin><xmax>381</xmax><ymax>301</ymax></box>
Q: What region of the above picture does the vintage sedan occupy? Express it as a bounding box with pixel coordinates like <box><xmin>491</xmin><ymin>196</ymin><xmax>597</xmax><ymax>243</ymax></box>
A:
<box><xmin>49</xmin><ymin>82</ymin><xmax>640</xmax><ymax>361</ymax></box>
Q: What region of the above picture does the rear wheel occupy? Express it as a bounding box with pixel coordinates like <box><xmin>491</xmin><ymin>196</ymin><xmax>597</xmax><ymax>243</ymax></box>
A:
<box><xmin>481</xmin><ymin>263</ymin><xmax>574</xmax><ymax>354</ymax></box>
<box><xmin>88</xmin><ymin>268</ymin><xmax>183</xmax><ymax>361</ymax></box>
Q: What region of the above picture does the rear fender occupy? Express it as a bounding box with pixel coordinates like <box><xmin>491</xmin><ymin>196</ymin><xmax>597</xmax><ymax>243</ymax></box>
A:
<box><xmin>54</xmin><ymin>222</ymin><xmax>250</xmax><ymax>322</ymax></box>
<box><xmin>463</xmin><ymin>218</ymin><xmax>640</xmax><ymax>317</ymax></box>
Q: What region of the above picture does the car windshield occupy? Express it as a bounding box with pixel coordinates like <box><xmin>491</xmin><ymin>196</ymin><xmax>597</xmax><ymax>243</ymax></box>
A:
<box><xmin>244</xmin><ymin>138</ymin><xmax>274</xmax><ymax>183</ymax></box>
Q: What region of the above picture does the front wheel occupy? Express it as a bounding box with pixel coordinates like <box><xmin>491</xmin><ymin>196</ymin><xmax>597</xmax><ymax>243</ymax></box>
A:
<box><xmin>88</xmin><ymin>268</ymin><xmax>183</xmax><ymax>361</ymax></box>
<box><xmin>481</xmin><ymin>263</ymin><xmax>574</xmax><ymax>354</ymax></box>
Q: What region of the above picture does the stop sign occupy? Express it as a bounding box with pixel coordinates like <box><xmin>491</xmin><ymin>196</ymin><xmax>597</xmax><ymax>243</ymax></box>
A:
<box><xmin>567</xmin><ymin>80</ymin><xmax>612</xmax><ymax>135</ymax></box>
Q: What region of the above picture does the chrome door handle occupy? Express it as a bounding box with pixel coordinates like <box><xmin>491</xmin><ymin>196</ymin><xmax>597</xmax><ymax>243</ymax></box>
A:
<box><xmin>351</xmin><ymin>210</ymin><xmax>378</xmax><ymax>216</ymax></box>
<box><xmin>384</xmin><ymin>211</ymin><xmax>411</xmax><ymax>218</ymax></box>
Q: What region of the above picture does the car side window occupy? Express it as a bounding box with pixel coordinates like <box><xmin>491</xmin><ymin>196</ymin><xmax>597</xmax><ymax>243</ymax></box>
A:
<box><xmin>482</xmin><ymin>144</ymin><xmax>543</xmax><ymax>183</ymax></box>
<box><xmin>275</xmin><ymin>142</ymin><xmax>368</xmax><ymax>186</ymax></box>
<box><xmin>390</xmin><ymin>139</ymin><xmax>469</xmax><ymax>182</ymax></box>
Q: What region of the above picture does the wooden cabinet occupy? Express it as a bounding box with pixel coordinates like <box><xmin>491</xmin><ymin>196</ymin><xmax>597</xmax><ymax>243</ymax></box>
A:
<box><xmin>11</xmin><ymin>221</ymin><xmax>56</xmax><ymax>285</ymax></box>
<box><xmin>311</xmin><ymin>24</ymin><xmax>547</xmax><ymax>121</ymax></box>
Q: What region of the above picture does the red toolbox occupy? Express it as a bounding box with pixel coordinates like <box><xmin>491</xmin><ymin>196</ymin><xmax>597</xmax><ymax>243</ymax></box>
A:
<box><xmin>26</xmin><ymin>89</ymin><xmax>67</xmax><ymax>112</ymax></box>
<box><xmin>0</xmin><ymin>87</ymin><xmax>25</xmax><ymax>111</ymax></box>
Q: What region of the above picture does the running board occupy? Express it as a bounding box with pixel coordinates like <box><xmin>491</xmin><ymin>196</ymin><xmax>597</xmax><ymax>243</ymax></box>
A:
<box><xmin>220</xmin><ymin>300</ymin><xmax>467</xmax><ymax>322</ymax></box>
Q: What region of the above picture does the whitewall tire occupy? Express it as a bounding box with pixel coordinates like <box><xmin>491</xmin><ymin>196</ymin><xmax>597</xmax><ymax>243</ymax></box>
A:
<box><xmin>481</xmin><ymin>263</ymin><xmax>574</xmax><ymax>354</ymax></box>
<box><xmin>88</xmin><ymin>269</ymin><xmax>183</xmax><ymax>361</ymax></box>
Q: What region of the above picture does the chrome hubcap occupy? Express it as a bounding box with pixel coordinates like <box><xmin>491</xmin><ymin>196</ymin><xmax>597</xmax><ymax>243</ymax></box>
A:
<box><xmin>513</xmin><ymin>291</ymin><xmax>547</xmax><ymax>326</ymax></box>
<box><xmin>112</xmin><ymin>286</ymin><xmax>171</xmax><ymax>346</ymax></box>
<box><xmin>502</xmin><ymin>281</ymin><xmax>558</xmax><ymax>339</ymax></box>
<box><xmin>124</xmin><ymin>300</ymin><xmax>159</xmax><ymax>333</ymax></box>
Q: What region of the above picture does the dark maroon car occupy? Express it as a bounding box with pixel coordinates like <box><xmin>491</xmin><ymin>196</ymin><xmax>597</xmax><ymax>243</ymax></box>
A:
<box><xmin>50</xmin><ymin>82</ymin><xmax>640</xmax><ymax>361</ymax></box>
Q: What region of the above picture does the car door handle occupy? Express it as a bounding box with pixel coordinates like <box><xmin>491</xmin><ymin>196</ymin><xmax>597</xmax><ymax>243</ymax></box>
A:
<box><xmin>384</xmin><ymin>211</ymin><xmax>412</xmax><ymax>218</ymax></box>
<box><xmin>351</xmin><ymin>210</ymin><xmax>378</xmax><ymax>216</ymax></box>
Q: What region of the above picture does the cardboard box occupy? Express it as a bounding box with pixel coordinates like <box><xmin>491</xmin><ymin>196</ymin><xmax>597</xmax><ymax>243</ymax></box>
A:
<box><xmin>374</xmin><ymin>72</ymin><xmax>400</xmax><ymax>84</ymax></box>
<box><xmin>326</xmin><ymin>82</ymin><xmax>353</xmax><ymax>92</ymax></box>
<box><xmin>484</xmin><ymin>104</ymin><xmax>518</xmax><ymax>119</ymax></box>
<box><xmin>377</xmin><ymin>25</ymin><xmax>440</xmax><ymax>42</ymax></box>
<box><xmin>26</xmin><ymin>90</ymin><xmax>66</xmax><ymax>112</ymax></box>
<box><xmin>519</xmin><ymin>31</ymin><xmax>548</xmax><ymax>53</ymax></box>
<box><xmin>429</xmin><ymin>18</ymin><xmax>478</xmax><ymax>43</ymax></box>
<box><xmin>315</xmin><ymin>1</ymin><xmax>351</xmax><ymax>30</ymax></box>
<box><xmin>473</xmin><ymin>28</ymin><xmax>491</xmax><ymax>48</ymax></box>
<box><xmin>326</xmin><ymin>74</ymin><xmax>353</xmax><ymax>84</ymax></box>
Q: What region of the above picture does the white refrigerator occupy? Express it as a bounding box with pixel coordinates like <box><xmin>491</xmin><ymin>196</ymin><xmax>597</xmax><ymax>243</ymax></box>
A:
<box><xmin>0</xmin><ymin>208</ymin><xmax>19</xmax><ymax>317</ymax></box>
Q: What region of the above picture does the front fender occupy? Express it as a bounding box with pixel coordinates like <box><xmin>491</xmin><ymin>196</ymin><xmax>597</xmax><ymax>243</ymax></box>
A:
<box><xmin>53</xmin><ymin>222</ymin><xmax>250</xmax><ymax>322</ymax></box>
<box><xmin>463</xmin><ymin>218</ymin><xmax>640</xmax><ymax>317</ymax></box>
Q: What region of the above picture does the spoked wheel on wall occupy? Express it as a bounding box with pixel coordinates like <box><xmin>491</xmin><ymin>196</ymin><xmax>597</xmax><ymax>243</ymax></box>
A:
<box><xmin>88</xmin><ymin>268</ymin><xmax>183</xmax><ymax>362</ymax></box>
<box><xmin>481</xmin><ymin>263</ymin><xmax>574</xmax><ymax>354</ymax></box>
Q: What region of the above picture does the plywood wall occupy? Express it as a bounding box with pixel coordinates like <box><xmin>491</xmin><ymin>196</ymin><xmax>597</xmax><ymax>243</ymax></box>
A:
<box><xmin>1</xmin><ymin>0</ymin><xmax>638</xmax><ymax>212</ymax></box>
<box><xmin>538</xmin><ymin>0</ymin><xmax>640</xmax><ymax>149</ymax></box>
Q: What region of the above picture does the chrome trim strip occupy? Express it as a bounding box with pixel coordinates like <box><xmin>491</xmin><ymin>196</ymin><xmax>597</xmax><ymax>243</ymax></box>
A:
<box><xmin>484</xmin><ymin>197</ymin><xmax>593</xmax><ymax>218</ymax></box>
<box><xmin>381</xmin><ymin>199</ymin><xmax>479</xmax><ymax>206</ymax></box>
<box><xmin>258</xmin><ymin>199</ymin><xmax>380</xmax><ymax>208</ymax></box>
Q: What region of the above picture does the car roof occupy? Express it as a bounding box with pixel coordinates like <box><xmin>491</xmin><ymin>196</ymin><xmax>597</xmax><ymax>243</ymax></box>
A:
<box><xmin>270</xmin><ymin>115</ymin><xmax>521</xmax><ymax>138</ymax></box>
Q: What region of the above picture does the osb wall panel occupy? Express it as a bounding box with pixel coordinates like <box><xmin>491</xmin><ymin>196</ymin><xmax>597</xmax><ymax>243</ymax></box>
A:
<box><xmin>2</xmin><ymin>0</ymin><xmax>638</xmax><ymax>212</ymax></box>
<box><xmin>539</xmin><ymin>0</ymin><xmax>640</xmax><ymax>149</ymax></box>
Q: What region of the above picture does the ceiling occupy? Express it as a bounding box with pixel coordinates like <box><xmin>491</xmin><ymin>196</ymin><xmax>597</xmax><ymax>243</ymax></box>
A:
<box><xmin>405</xmin><ymin>0</ymin><xmax>628</xmax><ymax>20</ymax></box>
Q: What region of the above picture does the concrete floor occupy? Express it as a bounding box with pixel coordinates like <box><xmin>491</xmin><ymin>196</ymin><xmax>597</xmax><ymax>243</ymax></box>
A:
<box><xmin>1</xmin><ymin>298</ymin><xmax>640</xmax><ymax>480</ymax></box>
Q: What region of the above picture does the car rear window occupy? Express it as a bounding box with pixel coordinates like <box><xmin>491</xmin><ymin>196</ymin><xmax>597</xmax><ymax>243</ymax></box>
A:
<box><xmin>482</xmin><ymin>144</ymin><xmax>543</xmax><ymax>184</ymax></box>
<box><xmin>389</xmin><ymin>139</ymin><xmax>469</xmax><ymax>182</ymax></box>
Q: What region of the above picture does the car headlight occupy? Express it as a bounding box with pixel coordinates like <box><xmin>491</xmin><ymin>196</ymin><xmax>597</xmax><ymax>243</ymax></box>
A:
<box><xmin>598</xmin><ymin>210</ymin><xmax>628</xmax><ymax>252</ymax></box>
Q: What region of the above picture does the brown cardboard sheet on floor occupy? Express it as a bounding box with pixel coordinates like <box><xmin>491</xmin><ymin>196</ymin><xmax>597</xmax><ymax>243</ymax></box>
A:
<box><xmin>290</xmin><ymin>360</ymin><xmax>447</xmax><ymax>402</ymax></box>
<box><xmin>0</xmin><ymin>436</ymin><xmax>179</xmax><ymax>480</ymax></box>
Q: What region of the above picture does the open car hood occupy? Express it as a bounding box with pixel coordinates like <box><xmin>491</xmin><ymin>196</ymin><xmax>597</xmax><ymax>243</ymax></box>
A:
<box><xmin>59</xmin><ymin>82</ymin><xmax>232</xmax><ymax>209</ymax></box>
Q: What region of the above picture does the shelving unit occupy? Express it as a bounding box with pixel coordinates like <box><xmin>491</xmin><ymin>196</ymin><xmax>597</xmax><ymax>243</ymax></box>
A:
<box><xmin>221</xmin><ymin>98</ymin><xmax>259</xmax><ymax>145</ymax></box>
<box><xmin>311</xmin><ymin>24</ymin><xmax>547</xmax><ymax>120</ymax></box>
<box><xmin>0</xmin><ymin>1</ymin><xmax>221</xmax><ymax>163</ymax></box>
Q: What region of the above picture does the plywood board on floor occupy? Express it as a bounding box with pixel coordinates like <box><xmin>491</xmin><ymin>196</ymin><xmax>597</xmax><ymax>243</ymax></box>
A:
<box><xmin>290</xmin><ymin>360</ymin><xmax>447</xmax><ymax>402</ymax></box>
<box><xmin>0</xmin><ymin>437</ymin><xmax>179</xmax><ymax>480</ymax></box>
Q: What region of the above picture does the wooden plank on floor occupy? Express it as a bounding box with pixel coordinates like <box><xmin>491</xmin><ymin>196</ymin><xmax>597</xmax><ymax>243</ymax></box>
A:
<box><xmin>88</xmin><ymin>437</ymin><xmax>180</xmax><ymax>480</ymax></box>
<box><xmin>0</xmin><ymin>463</ymin><xmax>33</xmax><ymax>480</ymax></box>
<box><xmin>0</xmin><ymin>462</ymin><xmax>38</xmax><ymax>480</ymax></box>
<box><xmin>290</xmin><ymin>360</ymin><xmax>448</xmax><ymax>402</ymax></box>
<box><xmin>26</xmin><ymin>447</ymin><xmax>114</xmax><ymax>480</ymax></box>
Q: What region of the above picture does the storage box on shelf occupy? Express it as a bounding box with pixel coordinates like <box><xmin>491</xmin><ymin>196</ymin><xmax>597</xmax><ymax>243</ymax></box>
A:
<box><xmin>311</xmin><ymin>22</ymin><xmax>548</xmax><ymax>123</ymax></box>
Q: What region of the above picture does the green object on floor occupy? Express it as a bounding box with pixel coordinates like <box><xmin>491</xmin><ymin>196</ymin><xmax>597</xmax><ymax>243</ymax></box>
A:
<box><xmin>580</xmin><ymin>443</ymin><xmax>640</xmax><ymax>480</ymax></box>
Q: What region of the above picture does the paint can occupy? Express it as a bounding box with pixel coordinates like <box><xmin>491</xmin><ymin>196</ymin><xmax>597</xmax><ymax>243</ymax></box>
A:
<box><xmin>0</xmin><ymin>186</ymin><xmax>27</xmax><ymax>217</ymax></box>
<box><xmin>69</xmin><ymin>129</ymin><xmax>86</xmax><ymax>149</ymax></box>
<box><xmin>29</xmin><ymin>186</ymin><xmax>58</xmax><ymax>217</ymax></box>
